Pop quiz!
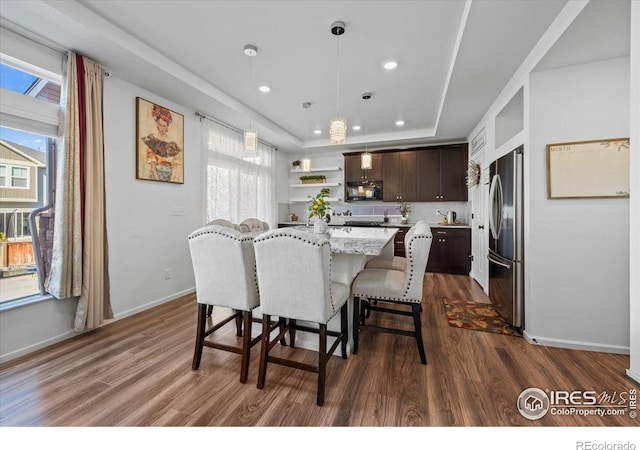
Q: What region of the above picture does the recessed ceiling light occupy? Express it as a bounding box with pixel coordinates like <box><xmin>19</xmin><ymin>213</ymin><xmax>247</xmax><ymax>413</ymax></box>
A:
<box><xmin>352</xmin><ymin>125</ymin><xmax>361</xmax><ymax>131</ymax></box>
<box><xmin>383</xmin><ymin>61</ymin><xmax>398</xmax><ymax>70</ymax></box>
<box><xmin>313</xmin><ymin>129</ymin><xmax>322</xmax><ymax>135</ymax></box>
<box><xmin>395</xmin><ymin>120</ymin><xmax>405</xmax><ymax>127</ymax></box>
<box><xmin>258</xmin><ymin>85</ymin><xmax>271</xmax><ymax>93</ymax></box>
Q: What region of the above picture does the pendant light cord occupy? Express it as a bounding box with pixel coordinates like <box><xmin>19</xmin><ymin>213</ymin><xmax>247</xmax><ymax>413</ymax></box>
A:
<box><xmin>336</xmin><ymin>34</ymin><xmax>340</xmax><ymax>117</ymax></box>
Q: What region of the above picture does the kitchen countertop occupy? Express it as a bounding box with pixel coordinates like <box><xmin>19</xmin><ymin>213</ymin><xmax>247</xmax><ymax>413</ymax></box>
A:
<box><xmin>289</xmin><ymin>225</ymin><xmax>398</xmax><ymax>256</ymax></box>
<box><xmin>279</xmin><ymin>221</ymin><xmax>470</xmax><ymax>229</ymax></box>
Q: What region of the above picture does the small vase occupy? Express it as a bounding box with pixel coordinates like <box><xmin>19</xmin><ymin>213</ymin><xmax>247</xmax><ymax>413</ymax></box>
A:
<box><xmin>314</xmin><ymin>218</ymin><xmax>328</xmax><ymax>234</ymax></box>
<box><xmin>401</xmin><ymin>216</ymin><xmax>408</xmax><ymax>224</ymax></box>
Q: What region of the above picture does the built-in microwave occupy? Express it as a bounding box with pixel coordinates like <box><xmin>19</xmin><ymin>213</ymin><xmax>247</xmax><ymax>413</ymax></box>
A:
<box><xmin>345</xmin><ymin>180</ymin><xmax>382</xmax><ymax>201</ymax></box>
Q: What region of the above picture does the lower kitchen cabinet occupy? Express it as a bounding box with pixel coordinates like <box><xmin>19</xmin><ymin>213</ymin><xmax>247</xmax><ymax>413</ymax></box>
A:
<box><xmin>392</xmin><ymin>226</ymin><xmax>410</xmax><ymax>257</ymax></box>
<box><xmin>426</xmin><ymin>227</ymin><xmax>471</xmax><ymax>274</ymax></box>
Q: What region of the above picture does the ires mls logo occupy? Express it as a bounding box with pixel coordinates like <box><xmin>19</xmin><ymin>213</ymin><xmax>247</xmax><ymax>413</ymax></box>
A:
<box><xmin>517</xmin><ymin>388</ymin><xmax>550</xmax><ymax>420</ymax></box>
<box><xmin>517</xmin><ymin>387</ymin><xmax>638</xmax><ymax>420</ymax></box>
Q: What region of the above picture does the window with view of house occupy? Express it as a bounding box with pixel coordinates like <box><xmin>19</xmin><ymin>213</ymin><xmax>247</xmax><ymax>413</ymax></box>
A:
<box><xmin>0</xmin><ymin>36</ymin><xmax>63</xmax><ymax>305</ymax></box>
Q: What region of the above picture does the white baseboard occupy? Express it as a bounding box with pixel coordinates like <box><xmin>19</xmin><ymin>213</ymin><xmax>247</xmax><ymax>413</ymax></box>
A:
<box><xmin>113</xmin><ymin>287</ymin><xmax>195</xmax><ymax>321</ymax></box>
<box><xmin>0</xmin><ymin>329</ymin><xmax>84</xmax><ymax>363</ymax></box>
<box><xmin>523</xmin><ymin>330</ymin><xmax>630</xmax><ymax>355</ymax></box>
<box><xmin>626</xmin><ymin>368</ymin><xmax>640</xmax><ymax>385</ymax></box>
<box><xmin>0</xmin><ymin>288</ymin><xmax>196</xmax><ymax>364</ymax></box>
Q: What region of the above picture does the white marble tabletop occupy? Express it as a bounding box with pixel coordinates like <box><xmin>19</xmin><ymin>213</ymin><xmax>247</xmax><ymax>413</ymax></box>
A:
<box><xmin>292</xmin><ymin>225</ymin><xmax>398</xmax><ymax>256</ymax></box>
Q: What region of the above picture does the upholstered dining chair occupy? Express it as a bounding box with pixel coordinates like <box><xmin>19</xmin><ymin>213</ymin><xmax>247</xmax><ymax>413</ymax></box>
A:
<box><xmin>240</xmin><ymin>218</ymin><xmax>270</xmax><ymax>233</ymax></box>
<box><xmin>188</xmin><ymin>224</ymin><xmax>261</xmax><ymax>383</ymax></box>
<box><xmin>206</xmin><ymin>218</ymin><xmax>242</xmax><ymax>232</ymax></box>
<box><xmin>253</xmin><ymin>228</ymin><xmax>350</xmax><ymax>406</ymax></box>
<box><xmin>365</xmin><ymin>220</ymin><xmax>427</xmax><ymax>272</ymax></box>
<box><xmin>351</xmin><ymin>222</ymin><xmax>432</xmax><ymax>364</ymax></box>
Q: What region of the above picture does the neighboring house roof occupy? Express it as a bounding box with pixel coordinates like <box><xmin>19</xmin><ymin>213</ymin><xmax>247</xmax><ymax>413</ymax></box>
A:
<box><xmin>0</xmin><ymin>139</ymin><xmax>46</xmax><ymax>167</ymax></box>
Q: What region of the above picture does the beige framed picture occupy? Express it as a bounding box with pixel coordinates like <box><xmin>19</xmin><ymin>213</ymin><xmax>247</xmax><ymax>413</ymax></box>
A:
<box><xmin>136</xmin><ymin>97</ymin><xmax>184</xmax><ymax>184</ymax></box>
<box><xmin>546</xmin><ymin>138</ymin><xmax>630</xmax><ymax>199</ymax></box>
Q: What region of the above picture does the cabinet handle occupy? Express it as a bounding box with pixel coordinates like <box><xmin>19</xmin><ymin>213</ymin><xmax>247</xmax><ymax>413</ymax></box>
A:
<box><xmin>436</xmin><ymin>231</ymin><xmax>446</xmax><ymax>234</ymax></box>
<box><xmin>478</xmin><ymin>225</ymin><xmax>485</xmax><ymax>230</ymax></box>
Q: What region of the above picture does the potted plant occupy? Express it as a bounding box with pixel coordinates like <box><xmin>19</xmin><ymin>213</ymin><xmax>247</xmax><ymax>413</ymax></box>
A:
<box><xmin>292</xmin><ymin>159</ymin><xmax>302</xmax><ymax>169</ymax></box>
<box><xmin>398</xmin><ymin>202</ymin><xmax>411</xmax><ymax>224</ymax></box>
<box><xmin>308</xmin><ymin>188</ymin><xmax>331</xmax><ymax>233</ymax></box>
<box><xmin>300</xmin><ymin>174</ymin><xmax>326</xmax><ymax>184</ymax></box>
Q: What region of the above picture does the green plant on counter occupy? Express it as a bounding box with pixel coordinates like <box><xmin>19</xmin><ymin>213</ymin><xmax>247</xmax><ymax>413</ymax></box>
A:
<box><xmin>0</xmin><ymin>231</ymin><xmax>6</xmax><ymax>242</ymax></box>
<box><xmin>398</xmin><ymin>201</ymin><xmax>412</xmax><ymax>217</ymax></box>
<box><xmin>308</xmin><ymin>188</ymin><xmax>331</xmax><ymax>219</ymax></box>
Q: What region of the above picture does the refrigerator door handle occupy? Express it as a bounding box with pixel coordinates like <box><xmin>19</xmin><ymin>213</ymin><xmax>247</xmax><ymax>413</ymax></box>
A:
<box><xmin>488</xmin><ymin>174</ymin><xmax>503</xmax><ymax>240</ymax></box>
<box><xmin>487</xmin><ymin>253</ymin><xmax>511</xmax><ymax>269</ymax></box>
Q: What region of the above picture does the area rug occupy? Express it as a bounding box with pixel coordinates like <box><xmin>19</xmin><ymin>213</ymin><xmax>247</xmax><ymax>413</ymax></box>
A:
<box><xmin>443</xmin><ymin>299</ymin><xmax>522</xmax><ymax>337</ymax></box>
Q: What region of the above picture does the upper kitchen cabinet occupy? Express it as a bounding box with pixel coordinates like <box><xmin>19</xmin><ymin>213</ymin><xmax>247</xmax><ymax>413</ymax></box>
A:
<box><xmin>344</xmin><ymin>153</ymin><xmax>382</xmax><ymax>182</ymax></box>
<box><xmin>416</xmin><ymin>144</ymin><xmax>468</xmax><ymax>202</ymax></box>
<box><xmin>383</xmin><ymin>151</ymin><xmax>417</xmax><ymax>202</ymax></box>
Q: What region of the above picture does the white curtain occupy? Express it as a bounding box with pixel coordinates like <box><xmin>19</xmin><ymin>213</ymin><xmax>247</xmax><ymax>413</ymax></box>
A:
<box><xmin>202</xmin><ymin>119</ymin><xmax>276</xmax><ymax>228</ymax></box>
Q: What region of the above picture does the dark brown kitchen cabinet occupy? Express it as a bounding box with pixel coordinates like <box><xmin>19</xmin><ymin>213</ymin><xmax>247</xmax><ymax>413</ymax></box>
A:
<box><xmin>426</xmin><ymin>227</ymin><xmax>471</xmax><ymax>274</ymax></box>
<box><xmin>416</xmin><ymin>144</ymin><xmax>468</xmax><ymax>202</ymax></box>
<box><xmin>344</xmin><ymin>153</ymin><xmax>382</xmax><ymax>182</ymax></box>
<box><xmin>392</xmin><ymin>226</ymin><xmax>411</xmax><ymax>257</ymax></box>
<box><xmin>382</xmin><ymin>151</ymin><xmax>416</xmax><ymax>202</ymax></box>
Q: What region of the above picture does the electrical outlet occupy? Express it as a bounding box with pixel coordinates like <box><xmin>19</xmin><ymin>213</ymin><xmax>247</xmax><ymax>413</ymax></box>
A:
<box><xmin>164</xmin><ymin>269</ymin><xmax>172</xmax><ymax>280</ymax></box>
<box><xmin>170</xmin><ymin>206</ymin><xmax>186</xmax><ymax>216</ymax></box>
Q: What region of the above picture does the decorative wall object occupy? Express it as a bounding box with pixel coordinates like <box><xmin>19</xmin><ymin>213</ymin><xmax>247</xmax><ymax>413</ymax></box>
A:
<box><xmin>466</xmin><ymin>160</ymin><xmax>481</xmax><ymax>188</ymax></box>
<box><xmin>471</xmin><ymin>127</ymin><xmax>486</xmax><ymax>155</ymax></box>
<box><xmin>136</xmin><ymin>97</ymin><xmax>184</xmax><ymax>183</ymax></box>
<box><xmin>546</xmin><ymin>138</ymin><xmax>629</xmax><ymax>199</ymax></box>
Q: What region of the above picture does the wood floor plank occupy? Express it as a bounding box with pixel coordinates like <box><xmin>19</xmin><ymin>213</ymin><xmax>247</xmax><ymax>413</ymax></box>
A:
<box><xmin>1</xmin><ymin>274</ymin><xmax>637</xmax><ymax>427</ymax></box>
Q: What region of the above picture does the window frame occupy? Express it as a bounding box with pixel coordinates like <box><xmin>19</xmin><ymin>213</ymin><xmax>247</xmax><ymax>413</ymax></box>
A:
<box><xmin>8</xmin><ymin>164</ymin><xmax>30</xmax><ymax>189</ymax></box>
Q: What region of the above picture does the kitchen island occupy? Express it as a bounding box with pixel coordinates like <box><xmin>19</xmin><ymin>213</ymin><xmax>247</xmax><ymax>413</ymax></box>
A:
<box><xmin>279</xmin><ymin>225</ymin><xmax>398</xmax><ymax>352</ymax></box>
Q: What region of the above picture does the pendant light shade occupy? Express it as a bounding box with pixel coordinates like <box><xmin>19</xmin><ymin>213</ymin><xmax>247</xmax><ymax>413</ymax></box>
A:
<box><xmin>329</xmin><ymin>117</ymin><xmax>347</xmax><ymax>145</ymax></box>
<box><xmin>329</xmin><ymin>21</ymin><xmax>346</xmax><ymax>145</ymax></box>
<box><xmin>301</xmin><ymin>158</ymin><xmax>311</xmax><ymax>172</ymax></box>
<box><xmin>361</xmin><ymin>152</ymin><xmax>372</xmax><ymax>170</ymax></box>
<box><xmin>244</xmin><ymin>129</ymin><xmax>257</xmax><ymax>152</ymax></box>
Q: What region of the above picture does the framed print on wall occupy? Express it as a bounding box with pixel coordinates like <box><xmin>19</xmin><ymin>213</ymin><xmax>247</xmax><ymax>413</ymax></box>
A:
<box><xmin>136</xmin><ymin>97</ymin><xmax>184</xmax><ymax>184</ymax></box>
<box><xmin>546</xmin><ymin>138</ymin><xmax>630</xmax><ymax>199</ymax></box>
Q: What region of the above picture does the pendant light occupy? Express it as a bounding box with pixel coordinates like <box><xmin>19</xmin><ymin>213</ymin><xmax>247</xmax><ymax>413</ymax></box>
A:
<box><xmin>360</xmin><ymin>92</ymin><xmax>373</xmax><ymax>170</ymax></box>
<box><xmin>302</xmin><ymin>101</ymin><xmax>312</xmax><ymax>172</ymax></box>
<box><xmin>244</xmin><ymin>44</ymin><xmax>258</xmax><ymax>152</ymax></box>
<box><xmin>329</xmin><ymin>21</ymin><xmax>347</xmax><ymax>145</ymax></box>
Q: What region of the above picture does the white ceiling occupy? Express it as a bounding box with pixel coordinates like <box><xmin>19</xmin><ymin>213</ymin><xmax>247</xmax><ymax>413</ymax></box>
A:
<box><xmin>0</xmin><ymin>0</ymin><xmax>569</xmax><ymax>152</ymax></box>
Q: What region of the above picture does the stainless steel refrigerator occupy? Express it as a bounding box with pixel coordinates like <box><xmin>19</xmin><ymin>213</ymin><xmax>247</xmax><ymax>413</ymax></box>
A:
<box><xmin>488</xmin><ymin>146</ymin><xmax>524</xmax><ymax>329</ymax></box>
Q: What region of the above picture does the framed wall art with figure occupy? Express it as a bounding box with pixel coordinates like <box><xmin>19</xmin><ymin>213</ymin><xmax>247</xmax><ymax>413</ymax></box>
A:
<box><xmin>136</xmin><ymin>97</ymin><xmax>184</xmax><ymax>184</ymax></box>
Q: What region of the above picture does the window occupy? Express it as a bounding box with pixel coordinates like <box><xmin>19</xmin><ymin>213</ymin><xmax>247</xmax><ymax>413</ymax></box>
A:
<box><xmin>10</xmin><ymin>166</ymin><xmax>29</xmax><ymax>188</ymax></box>
<box><xmin>202</xmin><ymin>119</ymin><xmax>276</xmax><ymax>227</ymax></box>
<box><xmin>0</xmin><ymin>39</ymin><xmax>62</xmax><ymax>306</ymax></box>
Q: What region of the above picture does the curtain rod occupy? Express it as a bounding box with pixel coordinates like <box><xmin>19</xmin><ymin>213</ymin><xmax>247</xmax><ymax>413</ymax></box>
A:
<box><xmin>195</xmin><ymin>111</ymin><xmax>278</xmax><ymax>151</ymax></box>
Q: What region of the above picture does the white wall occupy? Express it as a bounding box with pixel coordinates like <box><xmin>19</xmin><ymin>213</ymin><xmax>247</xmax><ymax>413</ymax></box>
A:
<box><xmin>627</xmin><ymin>1</ymin><xmax>640</xmax><ymax>383</ymax></box>
<box><xmin>525</xmin><ymin>57</ymin><xmax>630</xmax><ymax>353</ymax></box>
<box><xmin>0</xmin><ymin>76</ymin><xmax>203</xmax><ymax>361</ymax></box>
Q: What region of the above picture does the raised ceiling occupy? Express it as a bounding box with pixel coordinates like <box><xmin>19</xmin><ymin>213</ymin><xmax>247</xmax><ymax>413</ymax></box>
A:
<box><xmin>0</xmin><ymin>0</ymin><xmax>568</xmax><ymax>152</ymax></box>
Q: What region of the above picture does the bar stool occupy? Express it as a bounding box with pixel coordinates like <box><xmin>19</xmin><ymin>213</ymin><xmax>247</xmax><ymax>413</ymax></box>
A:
<box><xmin>365</xmin><ymin>220</ymin><xmax>426</xmax><ymax>272</ymax></box>
<box><xmin>352</xmin><ymin>222</ymin><xmax>432</xmax><ymax>364</ymax></box>
<box><xmin>188</xmin><ymin>225</ymin><xmax>261</xmax><ymax>383</ymax></box>
<box><xmin>240</xmin><ymin>218</ymin><xmax>270</xmax><ymax>233</ymax></box>
<box><xmin>253</xmin><ymin>228</ymin><xmax>349</xmax><ymax>406</ymax></box>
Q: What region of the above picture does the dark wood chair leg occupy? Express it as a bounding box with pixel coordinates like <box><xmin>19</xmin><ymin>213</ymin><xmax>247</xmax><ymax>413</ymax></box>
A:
<box><xmin>257</xmin><ymin>314</ymin><xmax>271</xmax><ymax>389</ymax></box>
<box><xmin>340</xmin><ymin>302</ymin><xmax>348</xmax><ymax>359</ymax></box>
<box><xmin>317</xmin><ymin>323</ymin><xmax>327</xmax><ymax>406</ymax></box>
<box><xmin>192</xmin><ymin>304</ymin><xmax>207</xmax><ymax>370</ymax></box>
<box><xmin>235</xmin><ymin>309</ymin><xmax>242</xmax><ymax>337</ymax></box>
<box><xmin>239</xmin><ymin>310</ymin><xmax>252</xmax><ymax>383</ymax></box>
<box><xmin>412</xmin><ymin>303</ymin><xmax>427</xmax><ymax>365</ymax></box>
<box><xmin>206</xmin><ymin>305</ymin><xmax>213</xmax><ymax>317</ymax></box>
<box><xmin>361</xmin><ymin>299</ymin><xmax>368</xmax><ymax>325</ymax></box>
<box><xmin>352</xmin><ymin>296</ymin><xmax>360</xmax><ymax>355</ymax></box>
<box><xmin>278</xmin><ymin>317</ymin><xmax>287</xmax><ymax>346</ymax></box>
<box><xmin>289</xmin><ymin>319</ymin><xmax>296</xmax><ymax>348</ymax></box>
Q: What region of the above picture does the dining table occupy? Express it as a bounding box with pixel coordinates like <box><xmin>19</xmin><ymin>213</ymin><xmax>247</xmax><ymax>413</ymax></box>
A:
<box><xmin>285</xmin><ymin>225</ymin><xmax>399</xmax><ymax>353</ymax></box>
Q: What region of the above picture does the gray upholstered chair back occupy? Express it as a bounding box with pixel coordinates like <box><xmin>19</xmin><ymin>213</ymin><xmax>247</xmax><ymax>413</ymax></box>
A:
<box><xmin>188</xmin><ymin>225</ymin><xmax>259</xmax><ymax>310</ymax></box>
<box><xmin>402</xmin><ymin>220</ymin><xmax>426</xmax><ymax>257</ymax></box>
<box><xmin>240</xmin><ymin>218</ymin><xmax>270</xmax><ymax>233</ymax></box>
<box><xmin>402</xmin><ymin>222</ymin><xmax>433</xmax><ymax>301</ymax></box>
<box><xmin>254</xmin><ymin>228</ymin><xmax>335</xmax><ymax>324</ymax></box>
<box><xmin>206</xmin><ymin>218</ymin><xmax>242</xmax><ymax>232</ymax></box>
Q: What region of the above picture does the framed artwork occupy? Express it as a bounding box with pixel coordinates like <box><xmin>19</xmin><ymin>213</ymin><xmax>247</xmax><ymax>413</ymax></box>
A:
<box><xmin>546</xmin><ymin>138</ymin><xmax>630</xmax><ymax>199</ymax></box>
<box><xmin>136</xmin><ymin>97</ymin><xmax>184</xmax><ymax>184</ymax></box>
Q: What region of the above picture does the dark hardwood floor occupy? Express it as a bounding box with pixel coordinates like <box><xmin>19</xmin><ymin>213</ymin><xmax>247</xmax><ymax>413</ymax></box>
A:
<box><xmin>0</xmin><ymin>273</ymin><xmax>637</xmax><ymax>427</ymax></box>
